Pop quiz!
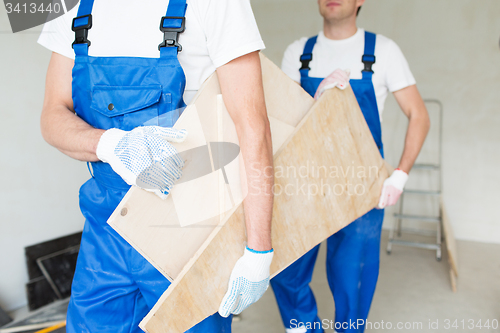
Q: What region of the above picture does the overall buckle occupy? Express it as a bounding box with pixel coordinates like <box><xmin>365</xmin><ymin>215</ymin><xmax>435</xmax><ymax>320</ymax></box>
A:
<box><xmin>361</xmin><ymin>54</ymin><xmax>376</xmax><ymax>73</ymax></box>
<box><xmin>158</xmin><ymin>16</ymin><xmax>186</xmax><ymax>52</ymax></box>
<box><xmin>72</xmin><ymin>14</ymin><xmax>92</xmax><ymax>48</ymax></box>
<box><xmin>300</xmin><ymin>53</ymin><xmax>313</xmax><ymax>71</ymax></box>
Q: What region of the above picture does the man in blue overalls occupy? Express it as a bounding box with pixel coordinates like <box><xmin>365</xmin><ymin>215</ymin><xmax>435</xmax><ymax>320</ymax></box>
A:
<box><xmin>270</xmin><ymin>1</ymin><xmax>430</xmax><ymax>332</ymax></box>
<box><xmin>38</xmin><ymin>0</ymin><xmax>275</xmax><ymax>331</ymax></box>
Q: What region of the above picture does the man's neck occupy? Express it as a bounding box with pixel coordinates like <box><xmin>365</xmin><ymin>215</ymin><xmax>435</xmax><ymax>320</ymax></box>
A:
<box><xmin>323</xmin><ymin>17</ymin><xmax>358</xmax><ymax>40</ymax></box>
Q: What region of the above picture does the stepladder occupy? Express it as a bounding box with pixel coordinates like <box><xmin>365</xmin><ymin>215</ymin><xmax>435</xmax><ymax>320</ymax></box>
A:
<box><xmin>386</xmin><ymin>99</ymin><xmax>444</xmax><ymax>261</ymax></box>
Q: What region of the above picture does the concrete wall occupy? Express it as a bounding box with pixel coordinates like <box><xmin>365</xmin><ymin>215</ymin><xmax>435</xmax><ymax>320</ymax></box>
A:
<box><xmin>252</xmin><ymin>0</ymin><xmax>500</xmax><ymax>244</ymax></box>
<box><xmin>0</xmin><ymin>12</ymin><xmax>88</xmax><ymax>311</ymax></box>
<box><xmin>0</xmin><ymin>0</ymin><xmax>499</xmax><ymax>312</ymax></box>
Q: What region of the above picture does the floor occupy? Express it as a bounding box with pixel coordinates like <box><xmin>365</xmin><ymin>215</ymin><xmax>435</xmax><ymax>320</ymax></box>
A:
<box><xmin>6</xmin><ymin>232</ymin><xmax>499</xmax><ymax>333</ymax></box>
<box><xmin>233</xmin><ymin>231</ymin><xmax>500</xmax><ymax>333</ymax></box>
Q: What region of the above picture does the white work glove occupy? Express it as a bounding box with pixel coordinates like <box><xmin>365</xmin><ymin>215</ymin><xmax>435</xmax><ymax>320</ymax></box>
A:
<box><xmin>286</xmin><ymin>328</ymin><xmax>307</xmax><ymax>333</ymax></box>
<box><xmin>96</xmin><ymin>126</ymin><xmax>187</xmax><ymax>199</ymax></box>
<box><xmin>314</xmin><ymin>69</ymin><xmax>350</xmax><ymax>100</ymax></box>
<box><xmin>378</xmin><ymin>169</ymin><xmax>409</xmax><ymax>209</ymax></box>
<box><xmin>218</xmin><ymin>247</ymin><xmax>274</xmax><ymax>317</ymax></box>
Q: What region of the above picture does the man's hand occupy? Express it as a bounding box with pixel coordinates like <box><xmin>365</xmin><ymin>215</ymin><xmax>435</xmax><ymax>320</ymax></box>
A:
<box><xmin>96</xmin><ymin>126</ymin><xmax>187</xmax><ymax>198</ymax></box>
<box><xmin>218</xmin><ymin>247</ymin><xmax>274</xmax><ymax>317</ymax></box>
<box><xmin>314</xmin><ymin>69</ymin><xmax>350</xmax><ymax>99</ymax></box>
<box><xmin>378</xmin><ymin>169</ymin><xmax>409</xmax><ymax>209</ymax></box>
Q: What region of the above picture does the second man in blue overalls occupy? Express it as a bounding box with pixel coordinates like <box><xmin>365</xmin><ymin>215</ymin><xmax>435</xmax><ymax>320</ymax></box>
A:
<box><xmin>271</xmin><ymin>0</ymin><xmax>430</xmax><ymax>332</ymax></box>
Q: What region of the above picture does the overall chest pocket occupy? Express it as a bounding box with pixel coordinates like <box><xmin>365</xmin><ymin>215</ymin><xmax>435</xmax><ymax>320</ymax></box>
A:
<box><xmin>90</xmin><ymin>85</ymin><xmax>164</xmax><ymax>131</ymax></box>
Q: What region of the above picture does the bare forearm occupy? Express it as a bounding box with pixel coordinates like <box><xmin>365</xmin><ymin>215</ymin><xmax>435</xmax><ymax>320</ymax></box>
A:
<box><xmin>394</xmin><ymin>85</ymin><xmax>430</xmax><ymax>173</ymax></box>
<box><xmin>239</xmin><ymin>121</ymin><xmax>274</xmax><ymax>251</ymax></box>
<box><xmin>398</xmin><ymin>113</ymin><xmax>429</xmax><ymax>172</ymax></box>
<box><xmin>41</xmin><ymin>52</ymin><xmax>104</xmax><ymax>162</ymax></box>
<box><xmin>41</xmin><ymin>104</ymin><xmax>104</xmax><ymax>161</ymax></box>
<box><xmin>217</xmin><ymin>52</ymin><xmax>274</xmax><ymax>251</ymax></box>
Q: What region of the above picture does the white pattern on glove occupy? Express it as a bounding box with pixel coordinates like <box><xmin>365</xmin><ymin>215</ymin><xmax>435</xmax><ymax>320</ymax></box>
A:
<box><xmin>96</xmin><ymin>126</ymin><xmax>187</xmax><ymax>199</ymax></box>
<box><xmin>218</xmin><ymin>247</ymin><xmax>274</xmax><ymax>317</ymax></box>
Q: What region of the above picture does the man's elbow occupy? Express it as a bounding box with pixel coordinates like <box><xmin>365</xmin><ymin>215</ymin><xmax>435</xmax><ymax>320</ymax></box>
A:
<box><xmin>40</xmin><ymin>104</ymin><xmax>62</xmax><ymax>147</ymax></box>
<box><xmin>40</xmin><ymin>107</ymin><xmax>52</xmax><ymax>145</ymax></box>
<box><xmin>420</xmin><ymin>107</ymin><xmax>431</xmax><ymax>134</ymax></box>
<box><xmin>408</xmin><ymin>104</ymin><xmax>431</xmax><ymax>133</ymax></box>
<box><xmin>424</xmin><ymin>113</ymin><xmax>431</xmax><ymax>133</ymax></box>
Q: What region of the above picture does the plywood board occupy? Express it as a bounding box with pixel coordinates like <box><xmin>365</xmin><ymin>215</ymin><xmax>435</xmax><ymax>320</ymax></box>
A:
<box><xmin>107</xmin><ymin>54</ymin><xmax>315</xmax><ymax>281</ymax></box>
<box><xmin>140</xmin><ymin>86</ymin><xmax>390</xmax><ymax>333</ymax></box>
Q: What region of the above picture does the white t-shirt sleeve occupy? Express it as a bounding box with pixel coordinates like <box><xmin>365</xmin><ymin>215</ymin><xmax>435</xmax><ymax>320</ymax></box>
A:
<box><xmin>37</xmin><ymin>0</ymin><xmax>265</xmax><ymax>66</ymax></box>
<box><xmin>193</xmin><ymin>0</ymin><xmax>265</xmax><ymax>68</ymax></box>
<box><xmin>37</xmin><ymin>9</ymin><xmax>75</xmax><ymax>59</ymax></box>
<box><xmin>281</xmin><ymin>38</ymin><xmax>306</xmax><ymax>83</ymax></box>
<box><xmin>383</xmin><ymin>39</ymin><xmax>416</xmax><ymax>92</ymax></box>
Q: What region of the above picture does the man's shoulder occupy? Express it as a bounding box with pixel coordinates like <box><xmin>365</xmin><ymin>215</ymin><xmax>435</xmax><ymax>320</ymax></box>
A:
<box><xmin>369</xmin><ymin>31</ymin><xmax>402</xmax><ymax>55</ymax></box>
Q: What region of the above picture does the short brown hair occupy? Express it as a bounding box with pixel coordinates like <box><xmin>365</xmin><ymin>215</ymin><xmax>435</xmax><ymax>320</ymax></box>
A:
<box><xmin>357</xmin><ymin>6</ymin><xmax>362</xmax><ymax>16</ymax></box>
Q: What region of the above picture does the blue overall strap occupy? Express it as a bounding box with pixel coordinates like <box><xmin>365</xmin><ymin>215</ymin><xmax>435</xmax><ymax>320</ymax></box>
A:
<box><xmin>159</xmin><ymin>0</ymin><xmax>187</xmax><ymax>57</ymax></box>
<box><xmin>165</xmin><ymin>0</ymin><xmax>187</xmax><ymax>17</ymax></box>
<box><xmin>361</xmin><ymin>31</ymin><xmax>376</xmax><ymax>80</ymax></box>
<box><xmin>72</xmin><ymin>0</ymin><xmax>94</xmax><ymax>56</ymax></box>
<box><xmin>299</xmin><ymin>36</ymin><xmax>318</xmax><ymax>79</ymax></box>
<box><xmin>76</xmin><ymin>0</ymin><xmax>94</xmax><ymax>17</ymax></box>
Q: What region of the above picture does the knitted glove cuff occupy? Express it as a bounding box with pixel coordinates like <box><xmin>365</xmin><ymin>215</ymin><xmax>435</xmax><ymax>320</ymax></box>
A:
<box><xmin>389</xmin><ymin>169</ymin><xmax>409</xmax><ymax>191</ymax></box>
<box><xmin>241</xmin><ymin>247</ymin><xmax>274</xmax><ymax>279</ymax></box>
<box><xmin>96</xmin><ymin>128</ymin><xmax>126</xmax><ymax>163</ymax></box>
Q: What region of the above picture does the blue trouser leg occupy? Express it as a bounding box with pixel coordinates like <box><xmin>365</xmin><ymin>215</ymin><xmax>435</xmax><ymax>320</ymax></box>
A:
<box><xmin>325</xmin><ymin>208</ymin><xmax>384</xmax><ymax>333</ymax></box>
<box><xmin>67</xmin><ymin>179</ymin><xmax>231</xmax><ymax>333</ymax></box>
<box><xmin>271</xmin><ymin>209</ymin><xmax>384</xmax><ymax>333</ymax></box>
<box><xmin>270</xmin><ymin>246</ymin><xmax>323</xmax><ymax>333</ymax></box>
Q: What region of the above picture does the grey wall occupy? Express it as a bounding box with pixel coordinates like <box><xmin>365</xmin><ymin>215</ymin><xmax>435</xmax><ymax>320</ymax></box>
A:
<box><xmin>0</xmin><ymin>11</ymin><xmax>88</xmax><ymax>311</ymax></box>
<box><xmin>0</xmin><ymin>0</ymin><xmax>499</xmax><ymax>312</ymax></box>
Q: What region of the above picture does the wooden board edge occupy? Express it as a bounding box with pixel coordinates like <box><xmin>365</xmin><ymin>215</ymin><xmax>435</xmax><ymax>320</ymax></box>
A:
<box><xmin>139</xmin><ymin>204</ymin><xmax>241</xmax><ymax>331</ymax></box>
<box><xmin>440</xmin><ymin>197</ymin><xmax>459</xmax><ymax>276</ymax></box>
<box><xmin>449</xmin><ymin>268</ymin><xmax>457</xmax><ymax>293</ymax></box>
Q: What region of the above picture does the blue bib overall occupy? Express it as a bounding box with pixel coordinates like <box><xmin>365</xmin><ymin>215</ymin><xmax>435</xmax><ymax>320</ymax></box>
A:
<box><xmin>270</xmin><ymin>32</ymin><xmax>384</xmax><ymax>333</ymax></box>
<box><xmin>68</xmin><ymin>1</ymin><xmax>231</xmax><ymax>331</ymax></box>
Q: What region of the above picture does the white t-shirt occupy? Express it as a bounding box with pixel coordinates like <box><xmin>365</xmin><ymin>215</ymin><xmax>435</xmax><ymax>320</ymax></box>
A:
<box><xmin>281</xmin><ymin>28</ymin><xmax>416</xmax><ymax>119</ymax></box>
<box><xmin>38</xmin><ymin>0</ymin><xmax>265</xmax><ymax>103</ymax></box>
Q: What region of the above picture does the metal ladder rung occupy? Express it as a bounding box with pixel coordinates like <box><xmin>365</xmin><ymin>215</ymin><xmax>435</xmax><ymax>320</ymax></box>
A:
<box><xmin>412</xmin><ymin>163</ymin><xmax>440</xmax><ymax>170</ymax></box>
<box><xmin>398</xmin><ymin>227</ymin><xmax>438</xmax><ymax>237</ymax></box>
<box><xmin>393</xmin><ymin>214</ymin><xmax>441</xmax><ymax>222</ymax></box>
<box><xmin>389</xmin><ymin>239</ymin><xmax>441</xmax><ymax>251</ymax></box>
<box><xmin>403</xmin><ymin>189</ymin><xmax>441</xmax><ymax>196</ymax></box>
